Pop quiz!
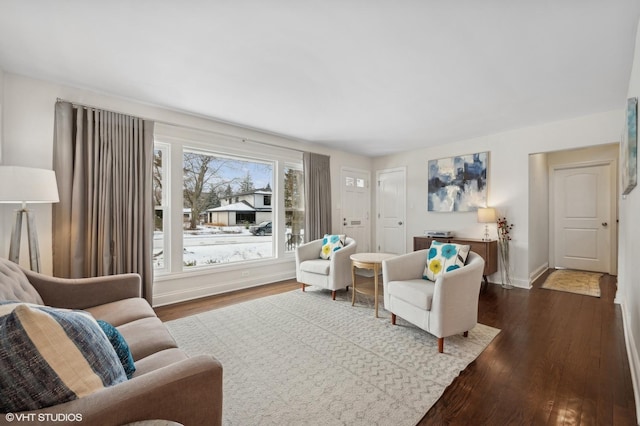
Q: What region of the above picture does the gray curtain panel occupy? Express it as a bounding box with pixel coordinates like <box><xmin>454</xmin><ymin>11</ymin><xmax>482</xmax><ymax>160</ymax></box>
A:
<box><xmin>303</xmin><ymin>152</ymin><xmax>332</xmax><ymax>241</ymax></box>
<box><xmin>52</xmin><ymin>101</ymin><xmax>154</xmax><ymax>303</ymax></box>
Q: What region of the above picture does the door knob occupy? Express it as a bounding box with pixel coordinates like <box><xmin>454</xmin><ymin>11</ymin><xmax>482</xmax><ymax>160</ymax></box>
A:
<box><xmin>398</xmin><ymin>221</ymin><xmax>403</xmax><ymax>225</ymax></box>
<box><xmin>602</xmin><ymin>222</ymin><xmax>608</xmax><ymax>227</ymax></box>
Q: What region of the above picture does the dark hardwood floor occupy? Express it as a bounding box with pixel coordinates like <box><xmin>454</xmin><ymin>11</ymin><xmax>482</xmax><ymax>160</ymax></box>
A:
<box><xmin>155</xmin><ymin>271</ymin><xmax>637</xmax><ymax>426</ymax></box>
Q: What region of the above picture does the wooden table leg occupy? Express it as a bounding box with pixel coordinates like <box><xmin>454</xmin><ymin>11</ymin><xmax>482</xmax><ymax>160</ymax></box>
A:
<box><xmin>351</xmin><ymin>262</ymin><xmax>356</xmax><ymax>306</ymax></box>
<box><xmin>374</xmin><ymin>263</ymin><xmax>379</xmax><ymax>318</ymax></box>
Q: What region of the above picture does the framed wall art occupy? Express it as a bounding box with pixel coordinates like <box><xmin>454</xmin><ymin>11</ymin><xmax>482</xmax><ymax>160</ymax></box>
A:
<box><xmin>428</xmin><ymin>151</ymin><xmax>488</xmax><ymax>212</ymax></box>
<box><xmin>622</xmin><ymin>97</ymin><xmax>638</xmax><ymax>195</ymax></box>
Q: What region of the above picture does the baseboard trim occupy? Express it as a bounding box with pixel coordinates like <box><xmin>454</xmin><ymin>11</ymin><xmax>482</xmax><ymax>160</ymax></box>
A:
<box><xmin>509</xmin><ymin>276</ymin><xmax>531</xmax><ymax>289</ymax></box>
<box><xmin>621</xmin><ymin>301</ymin><xmax>640</xmax><ymax>423</ymax></box>
<box><xmin>153</xmin><ymin>271</ymin><xmax>296</xmax><ymax>307</ymax></box>
<box><xmin>486</xmin><ymin>270</ymin><xmax>531</xmax><ymax>289</ymax></box>
<box><xmin>486</xmin><ymin>277</ymin><xmax>530</xmax><ymax>289</ymax></box>
<box><xmin>529</xmin><ymin>262</ymin><xmax>549</xmax><ymax>284</ymax></box>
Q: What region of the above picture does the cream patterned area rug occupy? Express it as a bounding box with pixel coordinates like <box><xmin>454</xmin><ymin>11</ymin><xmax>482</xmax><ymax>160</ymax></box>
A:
<box><xmin>165</xmin><ymin>288</ymin><xmax>500</xmax><ymax>426</ymax></box>
<box><xmin>541</xmin><ymin>269</ymin><xmax>603</xmax><ymax>297</ymax></box>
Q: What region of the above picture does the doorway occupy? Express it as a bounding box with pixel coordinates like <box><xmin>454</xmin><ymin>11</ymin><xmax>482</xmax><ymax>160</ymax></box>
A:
<box><xmin>551</xmin><ymin>163</ymin><xmax>613</xmax><ymax>272</ymax></box>
<box><xmin>340</xmin><ymin>167</ymin><xmax>371</xmax><ymax>253</ymax></box>
<box><xmin>376</xmin><ymin>167</ymin><xmax>406</xmax><ymax>254</ymax></box>
<box><xmin>543</xmin><ymin>144</ymin><xmax>618</xmax><ymax>276</ymax></box>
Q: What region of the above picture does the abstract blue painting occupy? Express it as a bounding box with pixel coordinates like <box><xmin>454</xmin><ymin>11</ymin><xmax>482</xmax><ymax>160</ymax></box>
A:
<box><xmin>428</xmin><ymin>152</ymin><xmax>488</xmax><ymax>212</ymax></box>
<box><xmin>622</xmin><ymin>97</ymin><xmax>637</xmax><ymax>195</ymax></box>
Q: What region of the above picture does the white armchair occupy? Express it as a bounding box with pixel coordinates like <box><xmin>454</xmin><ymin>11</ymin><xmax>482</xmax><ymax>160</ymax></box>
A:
<box><xmin>383</xmin><ymin>250</ymin><xmax>485</xmax><ymax>353</ymax></box>
<box><xmin>295</xmin><ymin>237</ymin><xmax>357</xmax><ymax>300</ymax></box>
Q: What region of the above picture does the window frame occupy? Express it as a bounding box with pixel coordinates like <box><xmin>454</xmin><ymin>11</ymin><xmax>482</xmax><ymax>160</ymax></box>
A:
<box><xmin>283</xmin><ymin>163</ymin><xmax>305</xmax><ymax>253</ymax></box>
<box><xmin>181</xmin><ymin>147</ymin><xmax>276</xmax><ymax>269</ymax></box>
<box><xmin>153</xmin><ymin>142</ymin><xmax>170</xmax><ymax>272</ymax></box>
<box><xmin>153</xmin><ymin>124</ymin><xmax>303</xmax><ymax>278</ymax></box>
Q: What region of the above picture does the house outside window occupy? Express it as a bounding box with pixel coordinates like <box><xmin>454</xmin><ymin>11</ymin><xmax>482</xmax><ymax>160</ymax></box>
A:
<box><xmin>182</xmin><ymin>150</ymin><xmax>274</xmax><ymax>267</ymax></box>
<box><xmin>153</xmin><ymin>125</ymin><xmax>303</xmax><ymax>277</ymax></box>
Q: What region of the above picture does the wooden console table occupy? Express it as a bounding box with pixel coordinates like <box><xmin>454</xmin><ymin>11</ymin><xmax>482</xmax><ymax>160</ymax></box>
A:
<box><xmin>413</xmin><ymin>236</ymin><xmax>498</xmax><ymax>290</ymax></box>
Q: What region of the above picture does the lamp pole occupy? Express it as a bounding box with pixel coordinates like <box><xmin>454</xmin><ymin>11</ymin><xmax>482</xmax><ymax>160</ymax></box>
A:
<box><xmin>0</xmin><ymin>166</ymin><xmax>59</xmax><ymax>273</ymax></box>
<box><xmin>8</xmin><ymin>202</ymin><xmax>42</xmax><ymax>273</ymax></box>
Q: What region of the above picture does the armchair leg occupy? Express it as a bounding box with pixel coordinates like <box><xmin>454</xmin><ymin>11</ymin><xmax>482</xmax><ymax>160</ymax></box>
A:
<box><xmin>463</xmin><ymin>331</ymin><xmax>469</xmax><ymax>337</ymax></box>
<box><xmin>438</xmin><ymin>337</ymin><xmax>444</xmax><ymax>353</ymax></box>
<box><xmin>391</xmin><ymin>313</ymin><xmax>396</xmax><ymax>325</ymax></box>
<box><xmin>331</xmin><ymin>290</ymin><xmax>336</xmax><ymax>300</ymax></box>
<box><xmin>301</xmin><ymin>284</ymin><xmax>305</xmax><ymax>292</ymax></box>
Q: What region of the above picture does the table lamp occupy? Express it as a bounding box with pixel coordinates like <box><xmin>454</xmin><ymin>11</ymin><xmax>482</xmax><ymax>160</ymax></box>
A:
<box><xmin>0</xmin><ymin>166</ymin><xmax>60</xmax><ymax>272</ymax></box>
<box><xmin>477</xmin><ymin>207</ymin><xmax>497</xmax><ymax>242</ymax></box>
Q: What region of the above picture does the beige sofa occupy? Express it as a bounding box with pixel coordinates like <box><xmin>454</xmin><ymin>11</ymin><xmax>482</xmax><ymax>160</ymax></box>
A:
<box><xmin>0</xmin><ymin>258</ymin><xmax>222</xmax><ymax>426</ymax></box>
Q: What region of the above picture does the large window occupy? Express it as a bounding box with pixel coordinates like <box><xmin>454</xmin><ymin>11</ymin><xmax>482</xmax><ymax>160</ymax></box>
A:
<box><xmin>153</xmin><ymin>124</ymin><xmax>304</xmax><ymax>276</ymax></box>
<box><xmin>182</xmin><ymin>150</ymin><xmax>274</xmax><ymax>267</ymax></box>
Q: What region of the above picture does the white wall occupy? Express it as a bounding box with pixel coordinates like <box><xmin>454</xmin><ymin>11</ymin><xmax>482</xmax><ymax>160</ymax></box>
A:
<box><xmin>0</xmin><ymin>73</ymin><xmax>371</xmax><ymax>305</ymax></box>
<box><xmin>0</xmin><ymin>68</ymin><xmax>4</xmax><ymax>239</ymax></box>
<box><xmin>0</xmin><ymin>67</ymin><xmax>4</xmax><ymax>162</ymax></box>
<box><xmin>373</xmin><ymin>110</ymin><xmax>622</xmax><ymax>288</ymax></box>
<box><xmin>619</xmin><ymin>18</ymin><xmax>640</xmax><ymax>418</ymax></box>
<box><xmin>528</xmin><ymin>152</ymin><xmax>549</xmax><ymax>282</ymax></box>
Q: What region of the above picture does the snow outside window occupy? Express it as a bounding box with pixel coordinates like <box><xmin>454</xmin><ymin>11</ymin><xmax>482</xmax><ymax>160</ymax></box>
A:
<box><xmin>182</xmin><ymin>150</ymin><xmax>274</xmax><ymax>268</ymax></box>
<box><xmin>153</xmin><ymin>144</ymin><xmax>169</xmax><ymax>271</ymax></box>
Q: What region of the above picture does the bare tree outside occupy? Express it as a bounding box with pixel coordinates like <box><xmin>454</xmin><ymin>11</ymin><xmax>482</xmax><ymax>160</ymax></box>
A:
<box><xmin>284</xmin><ymin>167</ymin><xmax>305</xmax><ymax>249</ymax></box>
<box><xmin>238</xmin><ymin>171</ymin><xmax>255</xmax><ymax>193</ymax></box>
<box><xmin>155</xmin><ymin>143</ymin><xmax>293</xmax><ymax>271</ymax></box>
<box><xmin>183</xmin><ymin>152</ymin><xmax>240</xmax><ymax>230</ymax></box>
<box><xmin>152</xmin><ymin>145</ymin><xmax>169</xmax><ymax>269</ymax></box>
<box><xmin>153</xmin><ymin>149</ymin><xmax>163</xmax><ymax>207</ymax></box>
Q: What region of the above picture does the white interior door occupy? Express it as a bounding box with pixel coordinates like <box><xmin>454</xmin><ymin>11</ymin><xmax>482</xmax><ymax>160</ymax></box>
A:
<box><xmin>341</xmin><ymin>168</ymin><xmax>370</xmax><ymax>253</ymax></box>
<box><xmin>553</xmin><ymin>164</ymin><xmax>611</xmax><ymax>273</ymax></box>
<box><xmin>376</xmin><ymin>167</ymin><xmax>406</xmax><ymax>254</ymax></box>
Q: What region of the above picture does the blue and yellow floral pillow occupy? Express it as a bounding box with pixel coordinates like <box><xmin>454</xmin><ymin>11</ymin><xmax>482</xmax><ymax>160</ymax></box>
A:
<box><xmin>320</xmin><ymin>234</ymin><xmax>346</xmax><ymax>259</ymax></box>
<box><xmin>423</xmin><ymin>241</ymin><xmax>471</xmax><ymax>281</ymax></box>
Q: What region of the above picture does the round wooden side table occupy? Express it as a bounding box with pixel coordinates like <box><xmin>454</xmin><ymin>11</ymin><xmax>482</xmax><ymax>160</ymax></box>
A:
<box><xmin>350</xmin><ymin>252</ymin><xmax>396</xmax><ymax>318</ymax></box>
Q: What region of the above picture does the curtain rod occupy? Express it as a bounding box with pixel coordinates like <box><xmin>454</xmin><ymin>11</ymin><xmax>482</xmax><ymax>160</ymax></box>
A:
<box><xmin>55</xmin><ymin>97</ymin><xmax>307</xmax><ymax>154</ymax></box>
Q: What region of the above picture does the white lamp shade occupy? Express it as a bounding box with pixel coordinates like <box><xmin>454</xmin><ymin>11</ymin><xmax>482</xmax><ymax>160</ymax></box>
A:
<box><xmin>0</xmin><ymin>166</ymin><xmax>60</xmax><ymax>204</ymax></box>
<box><xmin>477</xmin><ymin>207</ymin><xmax>497</xmax><ymax>223</ymax></box>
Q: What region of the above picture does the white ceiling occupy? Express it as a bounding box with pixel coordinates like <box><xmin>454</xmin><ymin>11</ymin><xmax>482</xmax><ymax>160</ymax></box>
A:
<box><xmin>1</xmin><ymin>1</ymin><xmax>639</xmax><ymax>156</ymax></box>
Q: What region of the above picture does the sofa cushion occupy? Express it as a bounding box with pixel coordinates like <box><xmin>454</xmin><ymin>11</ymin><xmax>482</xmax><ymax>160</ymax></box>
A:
<box><xmin>320</xmin><ymin>234</ymin><xmax>345</xmax><ymax>259</ymax></box>
<box><xmin>0</xmin><ymin>260</ymin><xmax>43</xmax><ymax>305</ymax></box>
<box><xmin>97</xmin><ymin>320</ymin><xmax>136</xmax><ymax>379</ymax></box>
<box><xmin>85</xmin><ymin>297</ymin><xmax>156</xmax><ymax>327</ymax></box>
<box><xmin>423</xmin><ymin>241</ymin><xmax>470</xmax><ymax>281</ymax></box>
<box><xmin>387</xmin><ymin>279</ymin><xmax>435</xmax><ymax>311</ymax></box>
<box><xmin>0</xmin><ymin>302</ymin><xmax>126</xmax><ymax>412</ymax></box>
<box><xmin>132</xmin><ymin>348</ymin><xmax>189</xmax><ymax>377</ymax></box>
<box><xmin>300</xmin><ymin>259</ymin><xmax>331</xmax><ymax>275</ymax></box>
<box><xmin>117</xmin><ymin>317</ymin><xmax>178</xmax><ymax>361</ymax></box>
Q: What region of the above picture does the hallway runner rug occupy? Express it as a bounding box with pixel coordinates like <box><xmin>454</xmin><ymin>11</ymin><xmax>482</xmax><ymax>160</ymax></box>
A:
<box><xmin>541</xmin><ymin>269</ymin><xmax>603</xmax><ymax>297</ymax></box>
<box><xmin>165</xmin><ymin>288</ymin><xmax>500</xmax><ymax>426</ymax></box>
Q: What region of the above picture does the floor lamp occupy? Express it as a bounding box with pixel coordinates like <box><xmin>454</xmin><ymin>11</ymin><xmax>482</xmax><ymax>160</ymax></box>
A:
<box><xmin>0</xmin><ymin>166</ymin><xmax>59</xmax><ymax>272</ymax></box>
